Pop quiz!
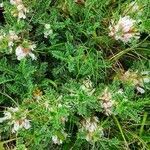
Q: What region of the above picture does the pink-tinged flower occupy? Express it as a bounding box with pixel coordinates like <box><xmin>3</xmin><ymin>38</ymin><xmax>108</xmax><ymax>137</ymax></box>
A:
<box><xmin>80</xmin><ymin>117</ymin><xmax>103</xmax><ymax>142</ymax></box>
<box><xmin>12</xmin><ymin>119</ymin><xmax>31</xmax><ymax>133</ymax></box>
<box><xmin>109</xmin><ymin>16</ymin><xmax>140</xmax><ymax>42</ymax></box>
<box><xmin>99</xmin><ymin>88</ymin><xmax>113</xmax><ymax>116</ymax></box>
<box><xmin>83</xmin><ymin>117</ymin><xmax>99</xmax><ymax>133</ymax></box>
<box><xmin>15</xmin><ymin>44</ymin><xmax>37</xmax><ymax>60</ymax></box>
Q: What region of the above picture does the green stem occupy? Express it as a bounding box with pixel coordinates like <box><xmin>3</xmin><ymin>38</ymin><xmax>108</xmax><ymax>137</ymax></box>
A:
<box><xmin>113</xmin><ymin>115</ymin><xmax>129</xmax><ymax>149</ymax></box>
<box><xmin>0</xmin><ymin>91</ymin><xmax>18</xmax><ymax>106</ymax></box>
<box><xmin>139</xmin><ymin>112</ymin><xmax>148</xmax><ymax>136</ymax></box>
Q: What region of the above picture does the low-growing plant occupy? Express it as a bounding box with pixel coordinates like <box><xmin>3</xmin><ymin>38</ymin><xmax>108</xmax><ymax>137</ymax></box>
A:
<box><xmin>0</xmin><ymin>0</ymin><xmax>150</xmax><ymax>150</ymax></box>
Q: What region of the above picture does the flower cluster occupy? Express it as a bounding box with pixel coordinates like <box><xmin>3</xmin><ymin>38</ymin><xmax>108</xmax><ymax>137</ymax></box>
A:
<box><xmin>10</xmin><ymin>0</ymin><xmax>29</xmax><ymax>19</ymax></box>
<box><xmin>15</xmin><ymin>42</ymin><xmax>36</xmax><ymax>60</ymax></box>
<box><xmin>0</xmin><ymin>107</ymin><xmax>31</xmax><ymax>133</ymax></box>
<box><xmin>0</xmin><ymin>29</ymin><xmax>37</xmax><ymax>60</ymax></box>
<box><xmin>109</xmin><ymin>16</ymin><xmax>140</xmax><ymax>42</ymax></box>
<box><xmin>44</xmin><ymin>24</ymin><xmax>53</xmax><ymax>38</ymax></box>
<box><xmin>117</xmin><ymin>70</ymin><xmax>150</xmax><ymax>94</ymax></box>
<box><xmin>80</xmin><ymin>117</ymin><xmax>103</xmax><ymax>142</ymax></box>
<box><xmin>80</xmin><ymin>78</ymin><xmax>95</xmax><ymax>96</ymax></box>
<box><xmin>0</xmin><ymin>30</ymin><xmax>19</xmax><ymax>53</ymax></box>
<box><xmin>99</xmin><ymin>88</ymin><xmax>113</xmax><ymax>116</ymax></box>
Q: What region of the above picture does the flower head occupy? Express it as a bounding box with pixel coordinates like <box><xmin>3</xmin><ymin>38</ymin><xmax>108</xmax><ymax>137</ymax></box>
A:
<box><xmin>52</xmin><ymin>135</ymin><xmax>63</xmax><ymax>145</ymax></box>
<box><xmin>109</xmin><ymin>16</ymin><xmax>140</xmax><ymax>42</ymax></box>
<box><xmin>12</xmin><ymin>119</ymin><xmax>31</xmax><ymax>133</ymax></box>
<box><xmin>44</xmin><ymin>24</ymin><xmax>53</xmax><ymax>38</ymax></box>
<box><xmin>80</xmin><ymin>117</ymin><xmax>103</xmax><ymax>142</ymax></box>
<box><xmin>0</xmin><ymin>112</ymin><xmax>12</xmax><ymax>123</ymax></box>
<box><xmin>99</xmin><ymin>88</ymin><xmax>113</xmax><ymax>116</ymax></box>
<box><xmin>0</xmin><ymin>107</ymin><xmax>31</xmax><ymax>133</ymax></box>
<box><xmin>82</xmin><ymin>117</ymin><xmax>99</xmax><ymax>133</ymax></box>
<box><xmin>15</xmin><ymin>44</ymin><xmax>36</xmax><ymax>60</ymax></box>
<box><xmin>10</xmin><ymin>0</ymin><xmax>28</xmax><ymax>19</ymax></box>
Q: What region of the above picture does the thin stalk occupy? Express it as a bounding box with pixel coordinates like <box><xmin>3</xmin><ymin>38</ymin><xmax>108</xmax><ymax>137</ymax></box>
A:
<box><xmin>139</xmin><ymin>112</ymin><xmax>148</xmax><ymax>136</ymax></box>
<box><xmin>1</xmin><ymin>138</ymin><xmax>17</xmax><ymax>144</ymax></box>
<box><xmin>0</xmin><ymin>91</ymin><xmax>18</xmax><ymax>106</ymax></box>
<box><xmin>109</xmin><ymin>35</ymin><xmax>150</xmax><ymax>62</ymax></box>
<box><xmin>113</xmin><ymin>115</ymin><xmax>129</xmax><ymax>149</ymax></box>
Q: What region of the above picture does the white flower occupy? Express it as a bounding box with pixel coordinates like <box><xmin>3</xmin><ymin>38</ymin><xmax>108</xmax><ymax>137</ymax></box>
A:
<box><xmin>10</xmin><ymin>0</ymin><xmax>17</xmax><ymax>5</ymax></box>
<box><xmin>8</xmin><ymin>40</ymin><xmax>15</xmax><ymax>48</ymax></box>
<box><xmin>0</xmin><ymin>3</ymin><xmax>3</xmax><ymax>7</ymax></box>
<box><xmin>8</xmin><ymin>107</ymin><xmax>19</xmax><ymax>112</ymax></box>
<box><xmin>16</xmin><ymin>46</ymin><xmax>27</xmax><ymax>60</ymax></box>
<box><xmin>12</xmin><ymin>120</ymin><xmax>21</xmax><ymax>133</ymax></box>
<box><xmin>44</xmin><ymin>24</ymin><xmax>53</xmax><ymax>38</ymax></box>
<box><xmin>80</xmin><ymin>117</ymin><xmax>103</xmax><ymax>142</ymax></box>
<box><xmin>9</xmin><ymin>31</ymin><xmax>18</xmax><ymax>40</ymax></box>
<box><xmin>117</xmin><ymin>89</ymin><xmax>124</xmax><ymax>94</ymax></box>
<box><xmin>17</xmin><ymin>4</ymin><xmax>24</xmax><ymax>11</ymax></box>
<box><xmin>22</xmin><ymin>119</ymin><xmax>31</xmax><ymax>129</ymax></box>
<box><xmin>7</xmin><ymin>31</ymin><xmax>19</xmax><ymax>53</ymax></box>
<box><xmin>0</xmin><ymin>107</ymin><xmax>19</xmax><ymax>123</ymax></box>
<box><xmin>82</xmin><ymin>117</ymin><xmax>99</xmax><ymax>133</ymax></box>
<box><xmin>18</xmin><ymin>11</ymin><xmax>26</xmax><ymax>19</ymax></box>
<box><xmin>28</xmin><ymin>52</ymin><xmax>37</xmax><ymax>60</ymax></box>
<box><xmin>44</xmin><ymin>30</ymin><xmax>53</xmax><ymax>38</ymax></box>
<box><xmin>10</xmin><ymin>0</ymin><xmax>28</xmax><ymax>20</ymax></box>
<box><xmin>109</xmin><ymin>16</ymin><xmax>140</xmax><ymax>42</ymax></box>
<box><xmin>99</xmin><ymin>88</ymin><xmax>113</xmax><ymax>116</ymax></box>
<box><xmin>12</xmin><ymin>119</ymin><xmax>31</xmax><ymax>133</ymax></box>
<box><xmin>0</xmin><ymin>112</ymin><xmax>12</xmax><ymax>123</ymax></box>
<box><xmin>29</xmin><ymin>44</ymin><xmax>36</xmax><ymax>50</ymax></box>
<box><xmin>10</xmin><ymin>0</ymin><xmax>23</xmax><ymax>5</ymax></box>
<box><xmin>15</xmin><ymin>45</ymin><xmax>37</xmax><ymax>60</ymax></box>
<box><xmin>52</xmin><ymin>135</ymin><xmax>63</xmax><ymax>145</ymax></box>
<box><xmin>45</xmin><ymin>24</ymin><xmax>51</xmax><ymax>29</ymax></box>
<box><xmin>86</xmin><ymin>122</ymin><xmax>97</xmax><ymax>133</ymax></box>
<box><xmin>136</xmin><ymin>86</ymin><xmax>145</xmax><ymax>94</ymax></box>
<box><xmin>17</xmin><ymin>4</ymin><xmax>28</xmax><ymax>19</ymax></box>
<box><xmin>4</xmin><ymin>111</ymin><xmax>12</xmax><ymax>119</ymax></box>
<box><xmin>0</xmin><ymin>107</ymin><xmax>31</xmax><ymax>133</ymax></box>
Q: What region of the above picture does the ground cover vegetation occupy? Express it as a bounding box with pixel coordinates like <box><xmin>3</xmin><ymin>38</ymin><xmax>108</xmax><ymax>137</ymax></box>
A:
<box><xmin>0</xmin><ymin>0</ymin><xmax>150</xmax><ymax>149</ymax></box>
